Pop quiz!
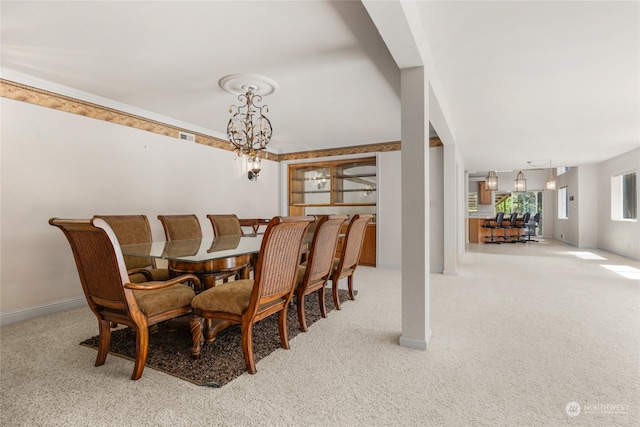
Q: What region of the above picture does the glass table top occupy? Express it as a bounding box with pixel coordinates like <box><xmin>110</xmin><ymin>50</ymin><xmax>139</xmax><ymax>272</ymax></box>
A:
<box><xmin>120</xmin><ymin>234</ymin><xmax>264</xmax><ymax>263</ymax></box>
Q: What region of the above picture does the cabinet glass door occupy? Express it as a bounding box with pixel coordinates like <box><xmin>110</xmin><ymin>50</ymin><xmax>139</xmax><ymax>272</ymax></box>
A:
<box><xmin>290</xmin><ymin>166</ymin><xmax>331</xmax><ymax>205</ymax></box>
<box><xmin>333</xmin><ymin>160</ymin><xmax>376</xmax><ymax>205</ymax></box>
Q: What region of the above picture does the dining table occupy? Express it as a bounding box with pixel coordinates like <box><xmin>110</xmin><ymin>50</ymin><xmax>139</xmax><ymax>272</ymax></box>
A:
<box><xmin>120</xmin><ymin>232</ymin><xmax>317</xmax><ymax>290</ymax></box>
<box><xmin>120</xmin><ymin>233</ymin><xmax>264</xmax><ymax>290</ymax></box>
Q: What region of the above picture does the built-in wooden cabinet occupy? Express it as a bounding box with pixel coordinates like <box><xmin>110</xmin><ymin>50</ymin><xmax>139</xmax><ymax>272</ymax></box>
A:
<box><xmin>288</xmin><ymin>157</ymin><xmax>376</xmax><ymax>266</ymax></box>
<box><xmin>289</xmin><ymin>157</ymin><xmax>376</xmax><ymax>215</ymax></box>
<box><xmin>479</xmin><ymin>181</ymin><xmax>492</xmax><ymax>204</ymax></box>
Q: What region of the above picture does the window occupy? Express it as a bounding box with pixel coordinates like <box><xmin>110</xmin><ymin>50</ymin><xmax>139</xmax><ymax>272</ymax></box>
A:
<box><xmin>558</xmin><ymin>186</ymin><xmax>569</xmax><ymax>219</ymax></box>
<box><xmin>468</xmin><ymin>193</ymin><xmax>478</xmax><ymax>212</ymax></box>
<box><xmin>556</xmin><ymin>166</ymin><xmax>570</xmax><ymax>176</ymax></box>
<box><xmin>611</xmin><ymin>171</ymin><xmax>637</xmax><ymax>220</ymax></box>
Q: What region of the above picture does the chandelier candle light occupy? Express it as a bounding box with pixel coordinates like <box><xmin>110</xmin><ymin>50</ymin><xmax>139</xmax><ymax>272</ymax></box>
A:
<box><xmin>220</xmin><ymin>74</ymin><xmax>278</xmax><ymax>180</ymax></box>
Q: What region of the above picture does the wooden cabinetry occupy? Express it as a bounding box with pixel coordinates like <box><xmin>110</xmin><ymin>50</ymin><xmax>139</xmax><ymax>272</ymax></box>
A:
<box><xmin>289</xmin><ymin>158</ymin><xmax>377</xmax><ymax>266</ymax></box>
<box><xmin>335</xmin><ymin>223</ymin><xmax>376</xmax><ymax>266</ymax></box>
<box><xmin>289</xmin><ymin>157</ymin><xmax>376</xmax><ymax>216</ymax></box>
<box><xmin>479</xmin><ymin>181</ymin><xmax>493</xmax><ymax>205</ymax></box>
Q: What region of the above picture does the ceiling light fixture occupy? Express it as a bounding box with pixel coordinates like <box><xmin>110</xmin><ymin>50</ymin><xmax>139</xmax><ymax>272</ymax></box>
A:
<box><xmin>545</xmin><ymin>161</ymin><xmax>557</xmax><ymax>191</ymax></box>
<box><xmin>219</xmin><ymin>75</ymin><xmax>278</xmax><ymax>181</ymax></box>
<box><xmin>526</xmin><ymin>159</ymin><xmax>557</xmax><ymax>191</ymax></box>
<box><xmin>485</xmin><ymin>171</ymin><xmax>499</xmax><ymax>191</ymax></box>
<box><xmin>514</xmin><ymin>170</ymin><xmax>527</xmax><ymax>192</ymax></box>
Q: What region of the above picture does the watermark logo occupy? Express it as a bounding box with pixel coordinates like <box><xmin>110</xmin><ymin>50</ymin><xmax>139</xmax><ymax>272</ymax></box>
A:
<box><xmin>566</xmin><ymin>402</ymin><xmax>581</xmax><ymax>417</ymax></box>
<box><xmin>565</xmin><ymin>401</ymin><xmax>630</xmax><ymax>417</ymax></box>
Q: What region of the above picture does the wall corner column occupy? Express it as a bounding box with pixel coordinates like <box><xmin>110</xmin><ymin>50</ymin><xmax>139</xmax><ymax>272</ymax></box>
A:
<box><xmin>399</xmin><ymin>67</ymin><xmax>431</xmax><ymax>350</ymax></box>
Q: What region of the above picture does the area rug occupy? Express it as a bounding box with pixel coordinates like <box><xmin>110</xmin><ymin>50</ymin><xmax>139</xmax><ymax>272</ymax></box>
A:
<box><xmin>81</xmin><ymin>290</ymin><xmax>353</xmax><ymax>387</ymax></box>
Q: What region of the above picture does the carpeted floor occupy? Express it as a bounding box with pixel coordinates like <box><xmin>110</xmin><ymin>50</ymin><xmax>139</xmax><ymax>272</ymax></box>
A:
<box><xmin>80</xmin><ymin>290</ymin><xmax>352</xmax><ymax>387</ymax></box>
<box><xmin>2</xmin><ymin>239</ymin><xmax>639</xmax><ymax>426</ymax></box>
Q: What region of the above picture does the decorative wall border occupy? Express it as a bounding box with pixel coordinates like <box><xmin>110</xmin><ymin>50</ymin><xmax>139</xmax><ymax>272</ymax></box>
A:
<box><xmin>0</xmin><ymin>79</ymin><xmax>233</xmax><ymax>151</ymax></box>
<box><xmin>1</xmin><ymin>79</ymin><xmax>441</xmax><ymax>161</ymax></box>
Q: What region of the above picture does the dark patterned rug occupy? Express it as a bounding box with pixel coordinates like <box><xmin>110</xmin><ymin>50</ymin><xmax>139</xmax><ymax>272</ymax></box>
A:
<box><xmin>80</xmin><ymin>290</ymin><xmax>353</xmax><ymax>387</ymax></box>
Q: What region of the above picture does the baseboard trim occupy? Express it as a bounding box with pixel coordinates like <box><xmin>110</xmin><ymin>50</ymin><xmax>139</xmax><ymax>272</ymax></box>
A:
<box><xmin>0</xmin><ymin>296</ymin><xmax>86</xmax><ymax>326</ymax></box>
<box><xmin>399</xmin><ymin>329</ymin><xmax>432</xmax><ymax>350</ymax></box>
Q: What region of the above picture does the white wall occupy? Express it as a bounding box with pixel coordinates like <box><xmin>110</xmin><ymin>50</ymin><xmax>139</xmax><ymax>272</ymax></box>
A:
<box><xmin>596</xmin><ymin>148</ymin><xmax>640</xmax><ymax>259</ymax></box>
<box><xmin>377</xmin><ymin>151</ymin><xmax>402</xmax><ymax>269</ymax></box>
<box><xmin>578</xmin><ymin>164</ymin><xmax>598</xmax><ymax>248</ymax></box>
<box><xmin>1</xmin><ymin>99</ymin><xmax>280</xmax><ymax>319</ymax></box>
<box><xmin>429</xmin><ymin>146</ymin><xmax>444</xmax><ymax>272</ymax></box>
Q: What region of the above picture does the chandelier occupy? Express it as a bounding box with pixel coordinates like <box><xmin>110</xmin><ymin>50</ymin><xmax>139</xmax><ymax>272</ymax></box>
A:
<box><xmin>220</xmin><ymin>75</ymin><xmax>278</xmax><ymax>180</ymax></box>
<box><xmin>226</xmin><ymin>85</ymin><xmax>272</xmax><ymax>157</ymax></box>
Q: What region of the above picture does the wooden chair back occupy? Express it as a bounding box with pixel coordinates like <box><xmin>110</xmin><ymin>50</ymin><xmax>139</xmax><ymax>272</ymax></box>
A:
<box><xmin>248</xmin><ymin>216</ymin><xmax>314</xmax><ymax>317</ymax></box>
<box><xmin>305</xmin><ymin>215</ymin><xmax>349</xmax><ymax>287</ymax></box>
<box><xmin>95</xmin><ymin>215</ymin><xmax>158</xmax><ymax>270</ymax></box>
<box><xmin>50</xmin><ymin>218</ymin><xmax>132</xmax><ymax>313</ymax></box>
<box><xmin>49</xmin><ymin>217</ymin><xmax>198</xmax><ymax>380</ymax></box>
<box><xmin>207</xmin><ymin>214</ymin><xmax>243</xmax><ymax>236</ymax></box>
<box><xmin>330</xmin><ymin>213</ymin><xmax>373</xmax><ymax>309</ymax></box>
<box><xmin>157</xmin><ymin>214</ymin><xmax>202</xmax><ymax>241</ymax></box>
<box><xmin>337</xmin><ymin>214</ymin><xmax>373</xmax><ymax>275</ymax></box>
<box><xmin>295</xmin><ymin>214</ymin><xmax>348</xmax><ymax>331</ymax></box>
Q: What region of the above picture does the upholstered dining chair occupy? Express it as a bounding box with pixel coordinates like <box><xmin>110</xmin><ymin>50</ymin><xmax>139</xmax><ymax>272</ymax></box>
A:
<box><xmin>295</xmin><ymin>214</ymin><xmax>348</xmax><ymax>332</ymax></box>
<box><xmin>95</xmin><ymin>215</ymin><xmax>169</xmax><ymax>283</ymax></box>
<box><xmin>329</xmin><ymin>213</ymin><xmax>373</xmax><ymax>310</ymax></box>
<box><xmin>207</xmin><ymin>214</ymin><xmax>243</xmax><ymax>237</ymax></box>
<box><xmin>190</xmin><ymin>215</ymin><xmax>314</xmax><ymax>374</ymax></box>
<box><xmin>157</xmin><ymin>214</ymin><xmax>203</xmax><ymax>242</ymax></box>
<box><xmin>49</xmin><ymin>217</ymin><xmax>199</xmax><ymax>380</ymax></box>
<box><xmin>159</xmin><ymin>214</ymin><xmax>249</xmax><ymax>288</ymax></box>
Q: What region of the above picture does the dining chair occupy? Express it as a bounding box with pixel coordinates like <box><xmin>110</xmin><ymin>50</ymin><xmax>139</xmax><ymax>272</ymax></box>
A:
<box><xmin>157</xmin><ymin>214</ymin><xmax>203</xmax><ymax>241</ymax></box>
<box><xmin>294</xmin><ymin>214</ymin><xmax>348</xmax><ymax>332</ymax></box>
<box><xmin>207</xmin><ymin>214</ymin><xmax>243</xmax><ymax>236</ymax></box>
<box><xmin>49</xmin><ymin>217</ymin><xmax>200</xmax><ymax>380</ymax></box>
<box><xmin>95</xmin><ymin>215</ymin><xmax>169</xmax><ymax>283</ymax></box>
<box><xmin>330</xmin><ymin>213</ymin><xmax>374</xmax><ymax>310</ymax></box>
<box><xmin>190</xmin><ymin>215</ymin><xmax>314</xmax><ymax>374</ymax></box>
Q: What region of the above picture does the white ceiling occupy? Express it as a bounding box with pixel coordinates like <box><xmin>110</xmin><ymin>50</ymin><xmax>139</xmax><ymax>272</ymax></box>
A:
<box><xmin>1</xmin><ymin>1</ymin><xmax>638</xmax><ymax>172</ymax></box>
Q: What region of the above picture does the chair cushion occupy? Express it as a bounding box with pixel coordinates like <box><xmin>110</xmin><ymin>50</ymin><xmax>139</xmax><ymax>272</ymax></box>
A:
<box><xmin>191</xmin><ymin>279</ymin><xmax>253</xmax><ymax>316</ymax></box>
<box><xmin>133</xmin><ymin>283</ymin><xmax>195</xmax><ymax>317</ymax></box>
<box><xmin>129</xmin><ymin>268</ymin><xmax>171</xmax><ymax>284</ymax></box>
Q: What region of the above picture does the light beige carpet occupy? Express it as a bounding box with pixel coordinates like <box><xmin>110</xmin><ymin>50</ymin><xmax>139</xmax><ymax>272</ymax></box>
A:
<box><xmin>1</xmin><ymin>239</ymin><xmax>638</xmax><ymax>426</ymax></box>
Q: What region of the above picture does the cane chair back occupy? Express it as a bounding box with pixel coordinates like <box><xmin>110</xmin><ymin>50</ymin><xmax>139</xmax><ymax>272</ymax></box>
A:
<box><xmin>295</xmin><ymin>214</ymin><xmax>348</xmax><ymax>331</ymax></box>
<box><xmin>190</xmin><ymin>215</ymin><xmax>314</xmax><ymax>374</ymax></box>
<box><xmin>49</xmin><ymin>217</ymin><xmax>198</xmax><ymax>380</ymax></box>
<box><xmin>330</xmin><ymin>214</ymin><xmax>373</xmax><ymax>309</ymax></box>
<box><xmin>95</xmin><ymin>215</ymin><xmax>169</xmax><ymax>282</ymax></box>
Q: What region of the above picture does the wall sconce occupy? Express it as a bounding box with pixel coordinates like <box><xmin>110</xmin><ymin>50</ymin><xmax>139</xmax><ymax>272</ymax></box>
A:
<box><xmin>247</xmin><ymin>153</ymin><xmax>261</xmax><ymax>181</ymax></box>
<box><xmin>485</xmin><ymin>171</ymin><xmax>499</xmax><ymax>191</ymax></box>
<box><xmin>514</xmin><ymin>170</ymin><xmax>527</xmax><ymax>192</ymax></box>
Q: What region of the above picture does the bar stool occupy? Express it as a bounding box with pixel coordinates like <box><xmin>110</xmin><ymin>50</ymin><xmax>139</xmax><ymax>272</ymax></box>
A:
<box><xmin>514</xmin><ymin>212</ymin><xmax>530</xmax><ymax>243</ymax></box>
<box><xmin>482</xmin><ymin>212</ymin><xmax>504</xmax><ymax>244</ymax></box>
<box><xmin>501</xmin><ymin>212</ymin><xmax>518</xmax><ymax>243</ymax></box>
